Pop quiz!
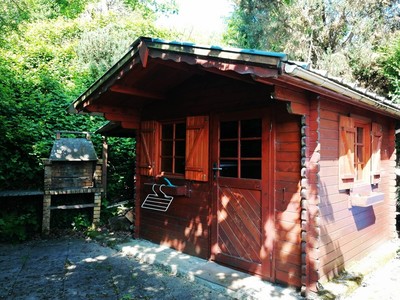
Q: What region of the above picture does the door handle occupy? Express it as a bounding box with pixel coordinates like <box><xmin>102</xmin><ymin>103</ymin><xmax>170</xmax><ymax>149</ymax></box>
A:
<box><xmin>212</xmin><ymin>162</ymin><xmax>222</xmax><ymax>179</ymax></box>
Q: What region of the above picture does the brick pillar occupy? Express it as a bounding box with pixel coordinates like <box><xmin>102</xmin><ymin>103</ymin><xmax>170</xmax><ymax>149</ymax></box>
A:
<box><xmin>42</xmin><ymin>194</ymin><xmax>51</xmax><ymax>234</ymax></box>
<box><xmin>43</xmin><ymin>159</ymin><xmax>52</xmax><ymax>190</ymax></box>
<box><xmin>94</xmin><ymin>160</ymin><xmax>103</xmax><ymax>188</ymax></box>
<box><xmin>93</xmin><ymin>192</ymin><xmax>102</xmax><ymax>225</ymax></box>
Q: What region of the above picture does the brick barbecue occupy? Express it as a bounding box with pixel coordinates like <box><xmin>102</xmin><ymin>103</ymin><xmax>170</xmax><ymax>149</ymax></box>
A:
<box><xmin>42</xmin><ymin>131</ymin><xmax>103</xmax><ymax>233</ymax></box>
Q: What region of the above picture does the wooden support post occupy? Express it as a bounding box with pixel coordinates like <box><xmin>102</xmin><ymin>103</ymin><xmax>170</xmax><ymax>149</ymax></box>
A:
<box><xmin>102</xmin><ymin>136</ymin><xmax>108</xmax><ymax>198</ymax></box>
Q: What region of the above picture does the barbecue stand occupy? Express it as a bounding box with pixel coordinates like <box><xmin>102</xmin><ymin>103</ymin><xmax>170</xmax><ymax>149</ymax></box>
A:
<box><xmin>42</xmin><ymin>131</ymin><xmax>103</xmax><ymax>233</ymax></box>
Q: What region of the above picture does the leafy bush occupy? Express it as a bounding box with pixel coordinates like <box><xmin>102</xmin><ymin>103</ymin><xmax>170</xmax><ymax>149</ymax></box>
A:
<box><xmin>107</xmin><ymin>137</ymin><xmax>136</xmax><ymax>202</ymax></box>
<box><xmin>0</xmin><ymin>206</ymin><xmax>40</xmax><ymax>242</ymax></box>
<box><xmin>72</xmin><ymin>213</ymin><xmax>92</xmax><ymax>231</ymax></box>
<box><xmin>380</xmin><ymin>35</ymin><xmax>400</xmax><ymax>103</ymax></box>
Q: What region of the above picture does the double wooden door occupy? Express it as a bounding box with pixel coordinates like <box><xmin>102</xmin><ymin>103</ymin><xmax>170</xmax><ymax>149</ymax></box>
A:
<box><xmin>211</xmin><ymin>110</ymin><xmax>273</xmax><ymax>279</ymax></box>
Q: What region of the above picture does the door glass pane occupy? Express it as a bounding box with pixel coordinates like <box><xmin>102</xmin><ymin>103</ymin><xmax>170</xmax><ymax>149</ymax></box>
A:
<box><xmin>241</xmin><ymin>119</ymin><xmax>262</xmax><ymax>138</ymax></box>
<box><xmin>175</xmin><ymin>123</ymin><xmax>186</xmax><ymax>139</ymax></box>
<box><xmin>175</xmin><ymin>141</ymin><xmax>185</xmax><ymax>157</ymax></box>
<box><xmin>219</xmin><ymin>118</ymin><xmax>262</xmax><ymax>179</ymax></box>
<box><xmin>220</xmin><ymin>141</ymin><xmax>238</xmax><ymax>157</ymax></box>
<box><xmin>175</xmin><ymin>158</ymin><xmax>185</xmax><ymax>174</ymax></box>
<box><xmin>220</xmin><ymin>121</ymin><xmax>238</xmax><ymax>139</ymax></box>
<box><xmin>162</xmin><ymin>141</ymin><xmax>173</xmax><ymax>156</ymax></box>
<box><xmin>161</xmin><ymin>158</ymin><xmax>172</xmax><ymax>172</ymax></box>
<box><xmin>220</xmin><ymin>160</ymin><xmax>238</xmax><ymax>177</ymax></box>
<box><xmin>241</xmin><ymin>140</ymin><xmax>261</xmax><ymax>158</ymax></box>
<box><xmin>162</xmin><ymin>124</ymin><xmax>173</xmax><ymax>139</ymax></box>
<box><xmin>357</xmin><ymin>127</ymin><xmax>363</xmax><ymax>143</ymax></box>
<box><xmin>357</xmin><ymin>145</ymin><xmax>363</xmax><ymax>162</ymax></box>
<box><xmin>241</xmin><ymin>160</ymin><xmax>261</xmax><ymax>179</ymax></box>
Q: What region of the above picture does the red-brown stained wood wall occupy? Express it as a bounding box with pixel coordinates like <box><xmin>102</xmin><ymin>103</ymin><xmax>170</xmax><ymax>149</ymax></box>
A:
<box><xmin>137</xmin><ymin>75</ymin><xmax>275</xmax><ymax>260</ymax></box>
<box><xmin>139</xmin><ymin>179</ymin><xmax>211</xmax><ymax>258</ymax></box>
<box><xmin>274</xmin><ymin>113</ymin><xmax>302</xmax><ymax>287</ymax></box>
<box><xmin>136</xmin><ymin>72</ymin><xmax>305</xmax><ymax>288</ymax></box>
<box><xmin>317</xmin><ymin>97</ymin><xmax>397</xmax><ymax>283</ymax></box>
<box><xmin>134</xmin><ymin>67</ymin><xmax>397</xmax><ymax>291</ymax></box>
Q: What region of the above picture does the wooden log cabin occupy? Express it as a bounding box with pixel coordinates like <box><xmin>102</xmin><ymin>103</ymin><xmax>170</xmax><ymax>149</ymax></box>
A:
<box><xmin>68</xmin><ymin>37</ymin><xmax>400</xmax><ymax>297</ymax></box>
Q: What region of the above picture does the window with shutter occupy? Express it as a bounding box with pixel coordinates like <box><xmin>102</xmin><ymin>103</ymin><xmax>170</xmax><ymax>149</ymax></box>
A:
<box><xmin>185</xmin><ymin>116</ymin><xmax>209</xmax><ymax>181</ymax></box>
<box><xmin>338</xmin><ymin>115</ymin><xmax>380</xmax><ymax>190</ymax></box>
<box><xmin>138</xmin><ymin>120</ymin><xmax>159</xmax><ymax>176</ymax></box>
<box><xmin>139</xmin><ymin>116</ymin><xmax>210</xmax><ymax>181</ymax></box>
<box><xmin>156</xmin><ymin>116</ymin><xmax>209</xmax><ymax>181</ymax></box>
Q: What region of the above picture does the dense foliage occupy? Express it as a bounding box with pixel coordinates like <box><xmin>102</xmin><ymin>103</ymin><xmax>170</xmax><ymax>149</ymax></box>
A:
<box><xmin>224</xmin><ymin>0</ymin><xmax>400</xmax><ymax>100</ymax></box>
<box><xmin>379</xmin><ymin>34</ymin><xmax>400</xmax><ymax>103</ymax></box>
<box><xmin>0</xmin><ymin>202</ymin><xmax>40</xmax><ymax>241</ymax></box>
<box><xmin>0</xmin><ymin>0</ymin><xmax>177</xmax><ymax>194</ymax></box>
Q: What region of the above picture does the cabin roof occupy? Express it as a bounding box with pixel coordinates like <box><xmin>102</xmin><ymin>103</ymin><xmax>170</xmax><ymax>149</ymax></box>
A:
<box><xmin>68</xmin><ymin>36</ymin><xmax>400</xmax><ymax>119</ymax></box>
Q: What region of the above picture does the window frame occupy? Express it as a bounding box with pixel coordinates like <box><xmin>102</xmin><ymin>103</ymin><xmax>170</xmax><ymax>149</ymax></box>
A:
<box><xmin>353</xmin><ymin>118</ymin><xmax>371</xmax><ymax>183</ymax></box>
<box><xmin>160</xmin><ymin>120</ymin><xmax>186</xmax><ymax>177</ymax></box>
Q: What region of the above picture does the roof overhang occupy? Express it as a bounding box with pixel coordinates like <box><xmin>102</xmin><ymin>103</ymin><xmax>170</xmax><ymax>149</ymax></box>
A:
<box><xmin>282</xmin><ymin>63</ymin><xmax>400</xmax><ymax>119</ymax></box>
<box><xmin>68</xmin><ymin>36</ymin><xmax>400</xmax><ymax>121</ymax></box>
<box><xmin>68</xmin><ymin>36</ymin><xmax>287</xmax><ymax>115</ymax></box>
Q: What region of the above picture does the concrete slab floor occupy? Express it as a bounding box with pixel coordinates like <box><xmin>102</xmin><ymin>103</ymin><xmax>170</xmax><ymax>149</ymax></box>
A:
<box><xmin>117</xmin><ymin>239</ymin><xmax>302</xmax><ymax>299</ymax></box>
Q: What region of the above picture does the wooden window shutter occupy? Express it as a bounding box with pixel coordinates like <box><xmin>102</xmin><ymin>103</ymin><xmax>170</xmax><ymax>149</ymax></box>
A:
<box><xmin>138</xmin><ymin>120</ymin><xmax>159</xmax><ymax>176</ymax></box>
<box><xmin>185</xmin><ymin>116</ymin><xmax>209</xmax><ymax>181</ymax></box>
<box><xmin>371</xmin><ymin>122</ymin><xmax>382</xmax><ymax>184</ymax></box>
<box><xmin>339</xmin><ymin>116</ymin><xmax>355</xmax><ymax>189</ymax></box>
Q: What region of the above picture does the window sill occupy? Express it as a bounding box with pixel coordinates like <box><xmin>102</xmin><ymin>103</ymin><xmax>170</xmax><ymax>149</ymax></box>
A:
<box><xmin>349</xmin><ymin>192</ymin><xmax>384</xmax><ymax>207</ymax></box>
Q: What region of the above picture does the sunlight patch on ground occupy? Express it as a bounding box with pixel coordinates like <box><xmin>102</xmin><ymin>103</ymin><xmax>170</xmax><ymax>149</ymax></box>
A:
<box><xmin>83</xmin><ymin>255</ymin><xmax>108</xmax><ymax>262</ymax></box>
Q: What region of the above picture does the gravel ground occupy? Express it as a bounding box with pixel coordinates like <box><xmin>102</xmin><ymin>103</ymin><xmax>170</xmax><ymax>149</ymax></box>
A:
<box><xmin>4</xmin><ymin>234</ymin><xmax>399</xmax><ymax>299</ymax></box>
<box><xmin>0</xmin><ymin>237</ymin><xmax>233</xmax><ymax>300</ymax></box>
<box><xmin>345</xmin><ymin>255</ymin><xmax>400</xmax><ymax>300</ymax></box>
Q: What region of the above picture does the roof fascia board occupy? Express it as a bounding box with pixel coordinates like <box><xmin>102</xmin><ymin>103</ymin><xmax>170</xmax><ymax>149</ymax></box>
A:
<box><xmin>68</xmin><ymin>40</ymin><xmax>144</xmax><ymax>113</ymax></box>
<box><xmin>150</xmin><ymin>51</ymin><xmax>279</xmax><ymax>78</ymax></box>
<box><xmin>283</xmin><ymin>63</ymin><xmax>400</xmax><ymax>118</ymax></box>
<box><xmin>144</xmin><ymin>37</ymin><xmax>287</xmax><ymax>68</ymax></box>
